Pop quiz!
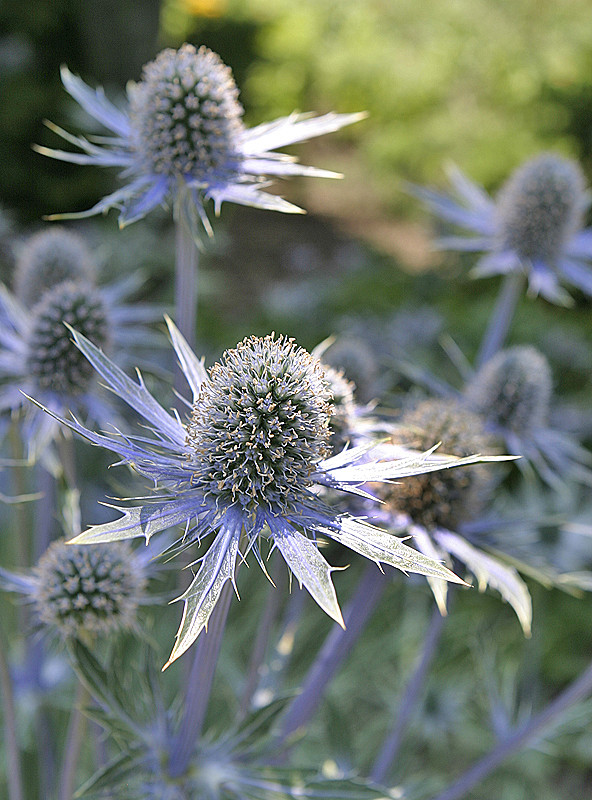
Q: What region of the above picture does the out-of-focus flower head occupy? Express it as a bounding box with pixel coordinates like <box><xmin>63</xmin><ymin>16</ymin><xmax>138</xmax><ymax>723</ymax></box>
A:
<box><xmin>31</xmin><ymin>320</ymin><xmax>506</xmax><ymax>667</ymax></box>
<box><xmin>36</xmin><ymin>43</ymin><xmax>366</xmax><ymax>236</ymax></box>
<box><xmin>0</xmin><ymin>539</ymin><xmax>148</xmax><ymax>640</ymax></box>
<box><xmin>378</xmin><ymin>397</ymin><xmax>533</xmax><ymax>634</ymax></box>
<box><xmin>411</xmin><ymin>153</ymin><xmax>592</xmax><ymax>305</ymax></box>
<box><xmin>0</xmin><ymin>227</ymin><xmax>162</xmax><ymax>467</ymax></box>
<box><xmin>14</xmin><ymin>226</ymin><xmax>96</xmax><ymax>307</ymax></box>
<box><xmin>67</xmin><ymin>639</ymin><xmax>394</xmax><ymax>800</ymax></box>
<box><xmin>463</xmin><ymin>346</ymin><xmax>592</xmax><ymax>491</ymax></box>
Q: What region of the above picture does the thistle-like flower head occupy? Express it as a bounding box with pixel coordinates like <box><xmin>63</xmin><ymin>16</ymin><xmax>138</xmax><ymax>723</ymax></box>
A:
<box><xmin>26</xmin><ymin>280</ymin><xmax>108</xmax><ymax>396</ymax></box>
<box><xmin>36</xmin><ymin>43</ymin><xmax>366</xmax><ymax>233</ymax></box>
<box><xmin>464</xmin><ymin>346</ymin><xmax>552</xmax><ymax>436</ymax></box>
<box><xmin>411</xmin><ymin>153</ymin><xmax>592</xmax><ymax>304</ymax></box>
<box><xmin>388</xmin><ymin>398</ymin><xmax>496</xmax><ymax>531</ymax></box>
<box><xmin>0</xmin><ymin>227</ymin><xmax>162</xmax><ymax>465</ymax></box>
<box><xmin>31</xmin><ymin>319</ymin><xmax>507</xmax><ymax>666</ymax></box>
<box><xmin>31</xmin><ymin>539</ymin><xmax>147</xmax><ymax>638</ymax></box>
<box><xmin>129</xmin><ymin>45</ymin><xmax>244</xmax><ymax>184</ymax></box>
<box><xmin>14</xmin><ymin>227</ymin><xmax>95</xmax><ymax>307</ymax></box>
<box><xmin>495</xmin><ymin>154</ymin><xmax>586</xmax><ymax>268</ymax></box>
<box><xmin>376</xmin><ymin>397</ymin><xmax>533</xmax><ymax>633</ymax></box>
<box><xmin>186</xmin><ymin>334</ymin><xmax>332</xmax><ymax>512</ymax></box>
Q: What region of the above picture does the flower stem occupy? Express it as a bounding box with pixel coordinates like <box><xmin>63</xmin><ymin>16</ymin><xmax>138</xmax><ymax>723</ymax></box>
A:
<box><xmin>370</xmin><ymin>604</ymin><xmax>447</xmax><ymax>783</ymax></box>
<box><xmin>476</xmin><ymin>272</ymin><xmax>525</xmax><ymax>369</ymax></box>
<box><xmin>169</xmin><ymin>579</ymin><xmax>234</xmax><ymax>778</ymax></box>
<box><xmin>432</xmin><ymin>658</ymin><xmax>592</xmax><ymax>800</ymax></box>
<box><xmin>174</xmin><ymin>215</ymin><xmax>199</xmax><ymax>350</ymax></box>
<box><xmin>0</xmin><ymin>621</ymin><xmax>24</xmax><ymax>800</ymax></box>
<box><xmin>239</xmin><ymin>555</ymin><xmax>286</xmax><ymax>718</ymax></box>
<box><xmin>58</xmin><ymin>680</ymin><xmax>88</xmax><ymax>800</ymax></box>
<box><xmin>277</xmin><ymin>564</ymin><xmax>389</xmax><ymax>747</ymax></box>
<box><xmin>34</xmin><ymin>465</ymin><xmax>55</xmax><ymax>559</ymax></box>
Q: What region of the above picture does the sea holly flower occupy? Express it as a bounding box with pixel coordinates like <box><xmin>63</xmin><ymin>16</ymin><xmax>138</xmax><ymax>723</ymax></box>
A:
<box><xmin>463</xmin><ymin>345</ymin><xmax>592</xmax><ymax>489</ymax></box>
<box><xmin>28</xmin><ymin>320</ymin><xmax>507</xmax><ymax>667</ymax></box>
<box><xmin>411</xmin><ymin>153</ymin><xmax>592</xmax><ymax>305</ymax></box>
<box><xmin>14</xmin><ymin>226</ymin><xmax>96</xmax><ymax>307</ymax></box>
<box><xmin>35</xmin><ymin>43</ymin><xmax>366</xmax><ymax>236</ymax></box>
<box><xmin>0</xmin><ymin>539</ymin><xmax>149</xmax><ymax>640</ymax></box>
<box><xmin>377</xmin><ymin>397</ymin><xmax>533</xmax><ymax>634</ymax></box>
<box><xmin>0</xmin><ymin>228</ymin><xmax>162</xmax><ymax>465</ymax></box>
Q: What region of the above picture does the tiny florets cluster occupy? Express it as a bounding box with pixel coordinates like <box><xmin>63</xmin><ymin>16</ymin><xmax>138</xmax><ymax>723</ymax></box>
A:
<box><xmin>14</xmin><ymin>227</ymin><xmax>96</xmax><ymax>308</ymax></box>
<box><xmin>464</xmin><ymin>346</ymin><xmax>552</xmax><ymax>435</ymax></box>
<box><xmin>495</xmin><ymin>153</ymin><xmax>586</xmax><ymax>265</ymax></box>
<box><xmin>128</xmin><ymin>43</ymin><xmax>244</xmax><ymax>182</ymax></box>
<box><xmin>186</xmin><ymin>334</ymin><xmax>333</xmax><ymax>512</ymax></box>
<box><xmin>388</xmin><ymin>399</ymin><xmax>496</xmax><ymax>531</ymax></box>
<box><xmin>31</xmin><ymin>540</ymin><xmax>146</xmax><ymax>638</ymax></box>
<box><xmin>26</xmin><ymin>280</ymin><xmax>108</xmax><ymax>395</ymax></box>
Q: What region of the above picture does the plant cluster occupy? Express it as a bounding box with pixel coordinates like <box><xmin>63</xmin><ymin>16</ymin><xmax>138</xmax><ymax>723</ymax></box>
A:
<box><xmin>0</xmin><ymin>29</ymin><xmax>591</xmax><ymax>800</ymax></box>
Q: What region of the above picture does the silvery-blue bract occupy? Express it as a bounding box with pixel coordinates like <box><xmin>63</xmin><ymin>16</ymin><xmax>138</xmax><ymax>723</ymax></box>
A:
<box><xmin>36</xmin><ymin>43</ymin><xmax>366</xmax><ymax>235</ymax></box>
<box><xmin>30</xmin><ymin>319</ymin><xmax>507</xmax><ymax>667</ymax></box>
<box><xmin>411</xmin><ymin>154</ymin><xmax>592</xmax><ymax>305</ymax></box>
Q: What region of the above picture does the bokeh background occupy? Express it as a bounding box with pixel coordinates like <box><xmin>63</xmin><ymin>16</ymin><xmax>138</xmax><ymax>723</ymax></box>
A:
<box><xmin>1</xmin><ymin>1</ymin><xmax>592</xmax><ymax>798</ymax></box>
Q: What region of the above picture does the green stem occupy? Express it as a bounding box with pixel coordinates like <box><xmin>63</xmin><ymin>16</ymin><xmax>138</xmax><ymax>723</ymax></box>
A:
<box><xmin>0</xmin><ymin>622</ymin><xmax>24</xmax><ymax>800</ymax></box>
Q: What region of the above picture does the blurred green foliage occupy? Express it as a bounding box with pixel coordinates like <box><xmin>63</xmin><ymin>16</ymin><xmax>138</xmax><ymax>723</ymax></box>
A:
<box><xmin>216</xmin><ymin>0</ymin><xmax>592</xmax><ymax>208</ymax></box>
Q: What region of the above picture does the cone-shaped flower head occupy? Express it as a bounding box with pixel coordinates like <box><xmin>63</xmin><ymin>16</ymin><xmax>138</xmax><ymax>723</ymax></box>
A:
<box><xmin>186</xmin><ymin>334</ymin><xmax>332</xmax><ymax>513</ymax></box>
<box><xmin>495</xmin><ymin>155</ymin><xmax>586</xmax><ymax>267</ymax></box>
<box><xmin>377</xmin><ymin>398</ymin><xmax>532</xmax><ymax>633</ymax></box>
<box><xmin>390</xmin><ymin>399</ymin><xmax>496</xmax><ymax>531</ymax></box>
<box><xmin>36</xmin><ymin>43</ymin><xmax>366</xmax><ymax>233</ymax></box>
<box><xmin>14</xmin><ymin>227</ymin><xmax>96</xmax><ymax>307</ymax></box>
<box><xmin>464</xmin><ymin>346</ymin><xmax>552</xmax><ymax>436</ymax></box>
<box><xmin>31</xmin><ymin>539</ymin><xmax>146</xmax><ymax>638</ymax></box>
<box><xmin>29</xmin><ymin>319</ymin><xmax>509</xmax><ymax>666</ymax></box>
<box><xmin>411</xmin><ymin>152</ymin><xmax>592</xmax><ymax>304</ymax></box>
<box><xmin>0</xmin><ymin>227</ymin><xmax>162</xmax><ymax>465</ymax></box>
<box><xmin>129</xmin><ymin>45</ymin><xmax>244</xmax><ymax>184</ymax></box>
<box><xmin>26</xmin><ymin>280</ymin><xmax>108</xmax><ymax>396</ymax></box>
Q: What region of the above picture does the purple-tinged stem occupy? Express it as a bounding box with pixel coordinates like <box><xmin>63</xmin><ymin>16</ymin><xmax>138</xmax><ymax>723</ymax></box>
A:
<box><xmin>34</xmin><ymin>465</ymin><xmax>55</xmax><ymax>559</ymax></box>
<box><xmin>174</xmin><ymin>217</ymin><xmax>199</xmax><ymax>350</ymax></box>
<box><xmin>432</xmin><ymin>658</ymin><xmax>592</xmax><ymax>800</ymax></box>
<box><xmin>277</xmin><ymin>564</ymin><xmax>389</xmax><ymax>747</ymax></box>
<box><xmin>239</xmin><ymin>557</ymin><xmax>286</xmax><ymax>718</ymax></box>
<box><xmin>169</xmin><ymin>580</ymin><xmax>234</xmax><ymax>778</ymax></box>
<box><xmin>371</xmin><ymin>605</ymin><xmax>447</xmax><ymax>783</ymax></box>
<box><xmin>58</xmin><ymin>681</ymin><xmax>88</xmax><ymax>800</ymax></box>
<box><xmin>0</xmin><ymin>622</ymin><xmax>23</xmax><ymax>800</ymax></box>
<box><xmin>476</xmin><ymin>272</ymin><xmax>525</xmax><ymax>370</ymax></box>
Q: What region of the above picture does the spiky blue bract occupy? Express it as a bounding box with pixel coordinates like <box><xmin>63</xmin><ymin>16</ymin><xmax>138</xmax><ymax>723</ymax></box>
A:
<box><xmin>36</xmin><ymin>44</ymin><xmax>367</xmax><ymax>235</ymax></box>
<box><xmin>29</xmin><ymin>320</ymin><xmax>511</xmax><ymax>667</ymax></box>
<box><xmin>411</xmin><ymin>153</ymin><xmax>592</xmax><ymax>305</ymax></box>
